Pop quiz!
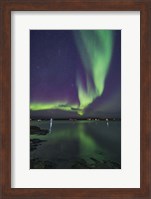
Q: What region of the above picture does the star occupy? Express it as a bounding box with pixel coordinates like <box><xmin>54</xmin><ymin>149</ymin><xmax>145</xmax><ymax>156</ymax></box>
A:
<box><xmin>36</xmin><ymin>65</ymin><xmax>40</xmax><ymax>69</ymax></box>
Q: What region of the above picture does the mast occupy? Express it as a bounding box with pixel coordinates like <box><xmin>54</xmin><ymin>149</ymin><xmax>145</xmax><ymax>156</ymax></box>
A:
<box><xmin>49</xmin><ymin>118</ymin><xmax>53</xmax><ymax>133</ymax></box>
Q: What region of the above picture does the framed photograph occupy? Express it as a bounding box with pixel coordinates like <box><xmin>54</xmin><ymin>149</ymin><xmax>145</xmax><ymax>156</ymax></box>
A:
<box><xmin>0</xmin><ymin>0</ymin><xmax>150</xmax><ymax>199</ymax></box>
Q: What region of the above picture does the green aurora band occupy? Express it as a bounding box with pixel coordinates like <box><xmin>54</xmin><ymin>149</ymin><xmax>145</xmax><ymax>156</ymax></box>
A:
<box><xmin>30</xmin><ymin>30</ymin><xmax>114</xmax><ymax>115</ymax></box>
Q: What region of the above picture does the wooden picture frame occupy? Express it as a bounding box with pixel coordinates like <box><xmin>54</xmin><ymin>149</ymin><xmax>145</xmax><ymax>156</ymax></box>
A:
<box><xmin>0</xmin><ymin>0</ymin><xmax>150</xmax><ymax>198</ymax></box>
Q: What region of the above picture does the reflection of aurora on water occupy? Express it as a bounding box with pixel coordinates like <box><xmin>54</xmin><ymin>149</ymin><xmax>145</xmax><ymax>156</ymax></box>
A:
<box><xmin>30</xmin><ymin>120</ymin><xmax>121</xmax><ymax>169</ymax></box>
<box><xmin>30</xmin><ymin>30</ymin><xmax>120</xmax><ymax>117</ymax></box>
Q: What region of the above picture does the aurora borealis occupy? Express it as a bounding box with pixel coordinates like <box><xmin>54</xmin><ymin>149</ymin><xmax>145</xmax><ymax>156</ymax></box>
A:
<box><xmin>30</xmin><ymin>30</ymin><xmax>121</xmax><ymax>118</ymax></box>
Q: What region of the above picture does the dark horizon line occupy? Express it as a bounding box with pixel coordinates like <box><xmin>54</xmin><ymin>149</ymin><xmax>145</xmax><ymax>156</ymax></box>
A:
<box><xmin>30</xmin><ymin>117</ymin><xmax>121</xmax><ymax>121</ymax></box>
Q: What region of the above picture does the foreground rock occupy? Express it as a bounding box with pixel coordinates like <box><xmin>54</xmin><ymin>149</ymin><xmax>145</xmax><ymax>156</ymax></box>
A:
<box><xmin>30</xmin><ymin>138</ymin><xmax>46</xmax><ymax>152</ymax></box>
<box><xmin>30</xmin><ymin>126</ymin><xmax>49</xmax><ymax>135</ymax></box>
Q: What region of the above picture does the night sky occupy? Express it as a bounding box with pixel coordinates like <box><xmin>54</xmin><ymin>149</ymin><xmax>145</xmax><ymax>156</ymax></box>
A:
<box><xmin>30</xmin><ymin>30</ymin><xmax>121</xmax><ymax>119</ymax></box>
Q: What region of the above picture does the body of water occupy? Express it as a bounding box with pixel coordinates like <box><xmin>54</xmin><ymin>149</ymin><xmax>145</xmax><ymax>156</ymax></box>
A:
<box><xmin>30</xmin><ymin>120</ymin><xmax>121</xmax><ymax>169</ymax></box>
